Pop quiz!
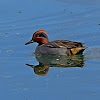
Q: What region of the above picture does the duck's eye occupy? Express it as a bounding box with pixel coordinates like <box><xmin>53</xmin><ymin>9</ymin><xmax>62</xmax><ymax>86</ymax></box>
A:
<box><xmin>35</xmin><ymin>32</ymin><xmax>48</xmax><ymax>39</ymax></box>
<box><xmin>35</xmin><ymin>34</ymin><xmax>39</xmax><ymax>37</ymax></box>
<box><xmin>39</xmin><ymin>32</ymin><xmax>48</xmax><ymax>38</ymax></box>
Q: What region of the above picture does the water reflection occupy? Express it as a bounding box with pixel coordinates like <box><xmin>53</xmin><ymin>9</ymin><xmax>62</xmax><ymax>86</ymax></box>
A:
<box><xmin>26</xmin><ymin>54</ymin><xmax>84</xmax><ymax>76</ymax></box>
<box><xmin>26</xmin><ymin>63</ymin><xmax>49</xmax><ymax>76</ymax></box>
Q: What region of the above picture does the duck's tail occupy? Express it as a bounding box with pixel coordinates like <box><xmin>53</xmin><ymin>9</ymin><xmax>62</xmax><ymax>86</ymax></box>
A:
<box><xmin>71</xmin><ymin>46</ymin><xmax>87</xmax><ymax>55</ymax></box>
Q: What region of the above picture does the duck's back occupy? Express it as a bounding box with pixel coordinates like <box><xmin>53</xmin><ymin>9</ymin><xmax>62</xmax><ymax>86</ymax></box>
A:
<box><xmin>35</xmin><ymin>40</ymin><xmax>87</xmax><ymax>55</ymax></box>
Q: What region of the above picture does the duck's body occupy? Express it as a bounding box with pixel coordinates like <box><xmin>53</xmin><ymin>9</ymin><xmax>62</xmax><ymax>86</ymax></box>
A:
<box><xmin>25</xmin><ymin>30</ymin><xmax>87</xmax><ymax>55</ymax></box>
<box><xmin>35</xmin><ymin>40</ymin><xmax>86</xmax><ymax>55</ymax></box>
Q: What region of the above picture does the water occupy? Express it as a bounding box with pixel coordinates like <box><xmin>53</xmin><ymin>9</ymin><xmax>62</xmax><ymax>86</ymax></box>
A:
<box><xmin>0</xmin><ymin>0</ymin><xmax>100</xmax><ymax>100</ymax></box>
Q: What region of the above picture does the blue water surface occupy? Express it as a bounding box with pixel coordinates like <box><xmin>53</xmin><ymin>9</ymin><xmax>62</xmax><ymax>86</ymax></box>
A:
<box><xmin>0</xmin><ymin>0</ymin><xmax>100</xmax><ymax>100</ymax></box>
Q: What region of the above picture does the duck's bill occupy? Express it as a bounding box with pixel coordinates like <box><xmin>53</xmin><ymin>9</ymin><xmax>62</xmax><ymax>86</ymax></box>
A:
<box><xmin>25</xmin><ymin>39</ymin><xmax>34</xmax><ymax>45</ymax></box>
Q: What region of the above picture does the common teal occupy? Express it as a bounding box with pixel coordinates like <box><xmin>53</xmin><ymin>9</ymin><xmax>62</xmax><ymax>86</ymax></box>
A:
<box><xmin>25</xmin><ymin>30</ymin><xmax>87</xmax><ymax>55</ymax></box>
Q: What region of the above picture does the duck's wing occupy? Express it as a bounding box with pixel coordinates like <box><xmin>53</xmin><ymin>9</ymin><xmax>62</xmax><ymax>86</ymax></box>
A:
<box><xmin>46</xmin><ymin>40</ymin><xmax>87</xmax><ymax>55</ymax></box>
<box><xmin>46</xmin><ymin>40</ymin><xmax>85</xmax><ymax>48</ymax></box>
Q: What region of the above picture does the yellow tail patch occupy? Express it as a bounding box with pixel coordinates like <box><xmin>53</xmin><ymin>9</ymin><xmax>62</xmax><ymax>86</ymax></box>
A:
<box><xmin>71</xmin><ymin>47</ymin><xmax>83</xmax><ymax>54</ymax></box>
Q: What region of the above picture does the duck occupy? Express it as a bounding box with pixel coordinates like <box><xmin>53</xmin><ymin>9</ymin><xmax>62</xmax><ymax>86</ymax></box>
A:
<box><xmin>25</xmin><ymin>30</ymin><xmax>87</xmax><ymax>55</ymax></box>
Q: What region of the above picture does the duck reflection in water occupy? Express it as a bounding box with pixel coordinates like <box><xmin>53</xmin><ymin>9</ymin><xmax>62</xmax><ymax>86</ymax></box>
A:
<box><xmin>26</xmin><ymin>54</ymin><xmax>85</xmax><ymax>76</ymax></box>
<box><xmin>26</xmin><ymin>63</ymin><xmax>49</xmax><ymax>76</ymax></box>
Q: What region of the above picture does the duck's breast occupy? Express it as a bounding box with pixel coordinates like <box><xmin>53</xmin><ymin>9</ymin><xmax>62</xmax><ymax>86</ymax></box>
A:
<box><xmin>35</xmin><ymin>45</ymin><xmax>68</xmax><ymax>55</ymax></box>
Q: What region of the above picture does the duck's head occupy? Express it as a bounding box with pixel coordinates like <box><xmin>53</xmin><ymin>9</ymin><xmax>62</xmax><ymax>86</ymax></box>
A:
<box><xmin>25</xmin><ymin>30</ymin><xmax>49</xmax><ymax>46</ymax></box>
